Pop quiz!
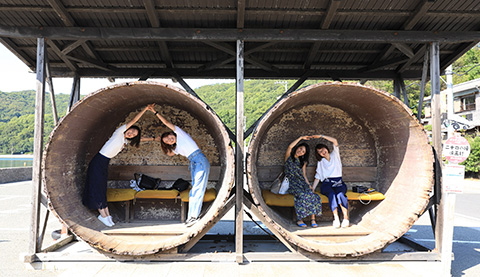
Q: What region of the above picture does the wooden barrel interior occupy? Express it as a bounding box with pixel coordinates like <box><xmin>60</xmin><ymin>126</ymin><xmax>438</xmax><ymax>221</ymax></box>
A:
<box><xmin>43</xmin><ymin>81</ymin><xmax>234</xmax><ymax>255</ymax></box>
<box><xmin>246</xmin><ymin>82</ymin><xmax>434</xmax><ymax>257</ymax></box>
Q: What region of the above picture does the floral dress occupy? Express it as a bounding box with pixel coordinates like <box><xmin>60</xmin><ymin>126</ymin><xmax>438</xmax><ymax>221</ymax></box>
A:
<box><xmin>285</xmin><ymin>157</ymin><xmax>322</xmax><ymax>220</ymax></box>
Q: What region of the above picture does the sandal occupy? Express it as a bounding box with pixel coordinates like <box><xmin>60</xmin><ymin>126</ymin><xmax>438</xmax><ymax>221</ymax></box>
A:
<box><xmin>297</xmin><ymin>221</ymin><xmax>307</xmax><ymax>228</ymax></box>
<box><xmin>311</xmin><ymin>221</ymin><xmax>318</xmax><ymax>228</ymax></box>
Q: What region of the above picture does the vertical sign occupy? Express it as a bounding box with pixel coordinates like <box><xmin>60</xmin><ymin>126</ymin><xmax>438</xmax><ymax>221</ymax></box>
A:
<box><xmin>443</xmin><ymin>135</ymin><xmax>470</xmax><ymax>193</ymax></box>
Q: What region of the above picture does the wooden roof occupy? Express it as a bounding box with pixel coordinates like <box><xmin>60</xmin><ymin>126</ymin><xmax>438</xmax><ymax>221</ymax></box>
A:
<box><xmin>0</xmin><ymin>0</ymin><xmax>479</xmax><ymax>81</ymax></box>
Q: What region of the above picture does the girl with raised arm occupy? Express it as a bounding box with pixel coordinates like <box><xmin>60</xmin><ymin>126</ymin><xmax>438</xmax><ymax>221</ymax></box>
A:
<box><xmin>147</xmin><ymin>104</ymin><xmax>210</xmax><ymax>227</ymax></box>
<box><xmin>311</xmin><ymin>135</ymin><xmax>349</xmax><ymax>228</ymax></box>
<box><xmin>284</xmin><ymin>135</ymin><xmax>322</xmax><ymax>228</ymax></box>
<box><xmin>83</xmin><ymin>104</ymin><xmax>152</xmax><ymax>227</ymax></box>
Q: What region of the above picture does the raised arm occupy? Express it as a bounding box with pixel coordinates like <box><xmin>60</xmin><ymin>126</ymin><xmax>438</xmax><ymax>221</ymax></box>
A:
<box><xmin>285</xmin><ymin>135</ymin><xmax>312</xmax><ymax>161</ymax></box>
<box><xmin>125</xmin><ymin>104</ymin><xmax>153</xmax><ymax>129</ymax></box>
<box><xmin>311</xmin><ymin>134</ymin><xmax>338</xmax><ymax>147</ymax></box>
<box><xmin>147</xmin><ymin>104</ymin><xmax>176</xmax><ymax>131</ymax></box>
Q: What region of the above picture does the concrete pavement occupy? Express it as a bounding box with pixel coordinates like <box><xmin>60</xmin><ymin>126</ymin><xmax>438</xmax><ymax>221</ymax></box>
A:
<box><xmin>2</xmin><ymin>179</ymin><xmax>480</xmax><ymax>276</ymax></box>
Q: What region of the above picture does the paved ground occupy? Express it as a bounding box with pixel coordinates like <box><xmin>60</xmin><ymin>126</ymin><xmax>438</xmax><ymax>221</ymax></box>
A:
<box><xmin>1</xmin><ymin>180</ymin><xmax>479</xmax><ymax>276</ymax></box>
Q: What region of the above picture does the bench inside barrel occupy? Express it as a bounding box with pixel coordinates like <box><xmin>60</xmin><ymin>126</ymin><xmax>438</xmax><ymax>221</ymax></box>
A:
<box><xmin>104</xmin><ymin>165</ymin><xmax>219</xmax><ymax>231</ymax></box>
<box><xmin>258</xmin><ymin>165</ymin><xmax>385</xmax><ymax>243</ymax></box>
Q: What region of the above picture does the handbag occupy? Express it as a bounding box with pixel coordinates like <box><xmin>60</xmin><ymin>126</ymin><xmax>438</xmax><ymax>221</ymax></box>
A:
<box><xmin>133</xmin><ymin>173</ymin><xmax>164</xmax><ymax>190</ymax></box>
<box><xmin>270</xmin><ymin>172</ymin><xmax>289</xmax><ymax>195</ymax></box>
<box><xmin>172</xmin><ymin>178</ymin><xmax>190</xmax><ymax>192</ymax></box>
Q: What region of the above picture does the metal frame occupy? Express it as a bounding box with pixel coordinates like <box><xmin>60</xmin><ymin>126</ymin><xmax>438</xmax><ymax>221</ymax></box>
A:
<box><xmin>26</xmin><ymin>31</ymin><xmax>451</xmax><ymax>269</ymax></box>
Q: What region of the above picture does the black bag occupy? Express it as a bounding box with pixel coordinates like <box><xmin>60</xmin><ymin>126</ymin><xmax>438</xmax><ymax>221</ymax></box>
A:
<box><xmin>172</xmin><ymin>178</ymin><xmax>190</xmax><ymax>192</ymax></box>
<box><xmin>134</xmin><ymin>173</ymin><xmax>164</xmax><ymax>190</ymax></box>
<box><xmin>352</xmin><ymin>185</ymin><xmax>369</xmax><ymax>193</ymax></box>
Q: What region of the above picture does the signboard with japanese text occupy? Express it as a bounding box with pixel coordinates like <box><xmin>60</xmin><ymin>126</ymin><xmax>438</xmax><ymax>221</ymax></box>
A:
<box><xmin>443</xmin><ymin>135</ymin><xmax>471</xmax><ymax>164</ymax></box>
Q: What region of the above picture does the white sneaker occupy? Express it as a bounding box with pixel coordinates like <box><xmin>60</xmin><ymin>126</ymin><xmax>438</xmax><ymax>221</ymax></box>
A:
<box><xmin>341</xmin><ymin>219</ymin><xmax>350</xmax><ymax>228</ymax></box>
<box><xmin>108</xmin><ymin>216</ymin><xmax>115</xmax><ymax>226</ymax></box>
<box><xmin>98</xmin><ymin>215</ymin><xmax>113</xmax><ymax>227</ymax></box>
<box><xmin>333</xmin><ymin>219</ymin><xmax>340</xmax><ymax>228</ymax></box>
<box><xmin>185</xmin><ymin>217</ymin><xmax>198</xmax><ymax>227</ymax></box>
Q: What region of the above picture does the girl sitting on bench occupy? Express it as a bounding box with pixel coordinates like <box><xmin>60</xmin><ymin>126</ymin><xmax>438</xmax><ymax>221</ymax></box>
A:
<box><xmin>284</xmin><ymin>135</ymin><xmax>322</xmax><ymax>228</ymax></box>
<box><xmin>312</xmin><ymin>135</ymin><xmax>350</xmax><ymax>228</ymax></box>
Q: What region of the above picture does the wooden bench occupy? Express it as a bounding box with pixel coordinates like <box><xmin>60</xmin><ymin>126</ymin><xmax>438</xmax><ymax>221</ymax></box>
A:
<box><xmin>257</xmin><ymin>166</ymin><xmax>385</xmax><ymax>218</ymax></box>
<box><xmin>107</xmin><ymin>165</ymin><xmax>220</xmax><ymax>222</ymax></box>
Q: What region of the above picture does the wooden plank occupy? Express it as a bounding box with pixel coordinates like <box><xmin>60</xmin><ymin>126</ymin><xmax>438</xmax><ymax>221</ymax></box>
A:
<box><xmin>235</xmin><ymin>39</ymin><xmax>245</xmax><ymax>264</ymax></box>
<box><xmin>257</xmin><ymin>166</ymin><xmax>376</xmax><ymax>182</ymax></box>
<box><xmin>29</xmin><ymin>37</ymin><xmax>47</xmax><ymax>257</ymax></box>
<box><xmin>1</xmin><ymin>26</ymin><xmax>479</xmax><ymax>43</ymax></box>
<box><xmin>32</xmin><ymin>250</ymin><xmax>442</xmax><ymax>263</ymax></box>
<box><xmin>108</xmin><ymin>165</ymin><xmax>221</xmax><ymax>181</ymax></box>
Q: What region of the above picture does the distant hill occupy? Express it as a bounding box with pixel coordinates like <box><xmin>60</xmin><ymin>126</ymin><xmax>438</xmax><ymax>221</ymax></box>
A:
<box><xmin>0</xmin><ymin>90</ymin><xmax>70</xmax><ymax>154</ymax></box>
<box><xmin>1</xmin><ymin>41</ymin><xmax>479</xmax><ymax>155</ymax></box>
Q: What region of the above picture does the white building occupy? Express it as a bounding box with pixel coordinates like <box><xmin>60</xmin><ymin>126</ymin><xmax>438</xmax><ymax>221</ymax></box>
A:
<box><xmin>423</xmin><ymin>78</ymin><xmax>480</xmax><ymax>129</ymax></box>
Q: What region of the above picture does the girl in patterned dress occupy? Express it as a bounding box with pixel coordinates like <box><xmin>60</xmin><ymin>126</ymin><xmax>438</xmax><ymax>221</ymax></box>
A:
<box><xmin>284</xmin><ymin>135</ymin><xmax>322</xmax><ymax>228</ymax></box>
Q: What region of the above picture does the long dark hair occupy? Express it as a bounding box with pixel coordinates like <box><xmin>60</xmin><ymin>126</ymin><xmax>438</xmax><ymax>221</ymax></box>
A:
<box><xmin>160</xmin><ymin>131</ymin><xmax>177</xmax><ymax>155</ymax></box>
<box><xmin>315</xmin><ymin>143</ymin><xmax>330</xmax><ymax>161</ymax></box>
<box><xmin>290</xmin><ymin>142</ymin><xmax>309</xmax><ymax>167</ymax></box>
<box><xmin>126</xmin><ymin>125</ymin><xmax>141</xmax><ymax>148</ymax></box>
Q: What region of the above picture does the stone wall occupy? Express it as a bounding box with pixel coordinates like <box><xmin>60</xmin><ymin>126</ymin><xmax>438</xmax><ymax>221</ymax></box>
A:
<box><xmin>0</xmin><ymin>167</ymin><xmax>32</xmax><ymax>184</ymax></box>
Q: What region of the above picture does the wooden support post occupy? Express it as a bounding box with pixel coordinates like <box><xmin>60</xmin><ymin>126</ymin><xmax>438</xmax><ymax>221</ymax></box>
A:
<box><xmin>235</xmin><ymin>39</ymin><xmax>244</xmax><ymax>264</ymax></box>
<box><xmin>28</xmin><ymin>37</ymin><xmax>47</xmax><ymax>261</ymax></box>
<box><xmin>417</xmin><ymin>45</ymin><xmax>429</xmax><ymax>121</ymax></box>
<box><xmin>430</xmin><ymin>42</ymin><xmax>453</xmax><ymax>276</ymax></box>
<box><xmin>45</xmin><ymin>61</ymin><xmax>59</xmax><ymax>125</ymax></box>
<box><xmin>68</xmin><ymin>74</ymin><xmax>80</xmax><ymax>112</ymax></box>
<box><xmin>398</xmin><ymin>76</ymin><xmax>409</xmax><ymax>106</ymax></box>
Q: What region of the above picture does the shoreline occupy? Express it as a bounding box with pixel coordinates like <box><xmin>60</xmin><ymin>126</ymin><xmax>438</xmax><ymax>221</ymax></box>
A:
<box><xmin>0</xmin><ymin>154</ymin><xmax>33</xmax><ymax>159</ymax></box>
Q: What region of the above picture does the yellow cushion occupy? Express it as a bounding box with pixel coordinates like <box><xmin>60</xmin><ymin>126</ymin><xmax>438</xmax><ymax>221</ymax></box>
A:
<box><xmin>106</xmin><ymin>188</ymin><xmax>136</xmax><ymax>202</ymax></box>
<box><xmin>262</xmin><ymin>190</ymin><xmax>328</xmax><ymax>207</ymax></box>
<box><xmin>135</xmin><ymin>189</ymin><xmax>179</xmax><ymax>199</ymax></box>
<box><xmin>180</xmin><ymin>188</ymin><xmax>217</xmax><ymax>202</ymax></box>
<box><xmin>346</xmin><ymin>190</ymin><xmax>385</xmax><ymax>201</ymax></box>
<box><xmin>262</xmin><ymin>189</ymin><xmax>385</xmax><ymax>207</ymax></box>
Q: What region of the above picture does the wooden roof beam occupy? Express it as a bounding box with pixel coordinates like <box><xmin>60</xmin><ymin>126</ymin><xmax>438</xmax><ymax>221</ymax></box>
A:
<box><xmin>47</xmin><ymin>0</ymin><xmax>109</xmax><ymax>69</ymax></box>
<box><xmin>61</xmin><ymin>40</ymin><xmax>86</xmax><ymax>55</ymax></box>
<box><xmin>66</xmin><ymin>55</ymin><xmax>114</xmax><ymax>72</ymax></box>
<box><xmin>393</xmin><ymin>43</ymin><xmax>415</xmax><ymax>58</ymax></box>
<box><xmin>305</xmin><ymin>0</ymin><xmax>342</xmax><ymax>69</ymax></box>
<box><xmin>199</xmin><ymin>42</ymin><xmax>277</xmax><ymax>72</ymax></box>
<box><xmin>143</xmin><ymin>0</ymin><xmax>173</xmax><ymax>69</ymax></box>
<box><xmin>359</xmin><ymin>56</ymin><xmax>410</xmax><ymax>73</ymax></box>
<box><xmin>397</xmin><ymin>45</ymin><xmax>427</xmax><ymax>73</ymax></box>
<box><xmin>202</xmin><ymin>41</ymin><xmax>279</xmax><ymax>73</ymax></box>
<box><xmin>368</xmin><ymin>0</ymin><xmax>434</xmax><ymax>72</ymax></box>
<box><xmin>1</xmin><ymin>27</ymin><xmax>479</xmax><ymax>42</ymax></box>
<box><xmin>237</xmin><ymin>0</ymin><xmax>246</xmax><ymax>29</ymax></box>
<box><xmin>46</xmin><ymin>40</ymin><xmax>79</xmax><ymax>72</ymax></box>
<box><xmin>403</xmin><ymin>0</ymin><xmax>436</xmax><ymax>31</ymax></box>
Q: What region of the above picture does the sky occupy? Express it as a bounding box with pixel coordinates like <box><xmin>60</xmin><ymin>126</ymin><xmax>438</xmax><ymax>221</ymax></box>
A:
<box><xmin>0</xmin><ymin>44</ymin><xmax>234</xmax><ymax>94</ymax></box>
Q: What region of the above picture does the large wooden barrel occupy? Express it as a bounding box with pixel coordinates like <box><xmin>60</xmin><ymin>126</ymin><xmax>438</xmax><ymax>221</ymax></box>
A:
<box><xmin>43</xmin><ymin>81</ymin><xmax>234</xmax><ymax>255</ymax></box>
<box><xmin>246</xmin><ymin>82</ymin><xmax>433</xmax><ymax>257</ymax></box>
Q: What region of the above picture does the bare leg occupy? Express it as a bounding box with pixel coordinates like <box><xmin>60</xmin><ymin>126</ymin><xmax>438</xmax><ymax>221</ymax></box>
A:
<box><xmin>332</xmin><ymin>208</ymin><xmax>339</xmax><ymax>221</ymax></box>
<box><xmin>98</xmin><ymin>208</ymin><xmax>108</xmax><ymax>218</ymax></box>
<box><xmin>340</xmin><ymin>205</ymin><xmax>349</xmax><ymax>220</ymax></box>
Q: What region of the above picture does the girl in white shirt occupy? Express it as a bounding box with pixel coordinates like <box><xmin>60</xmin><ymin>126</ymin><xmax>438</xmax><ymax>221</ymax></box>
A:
<box><xmin>82</xmin><ymin>104</ymin><xmax>152</xmax><ymax>227</ymax></box>
<box><xmin>147</xmin><ymin>104</ymin><xmax>210</xmax><ymax>227</ymax></box>
<box><xmin>311</xmin><ymin>135</ymin><xmax>350</xmax><ymax>228</ymax></box>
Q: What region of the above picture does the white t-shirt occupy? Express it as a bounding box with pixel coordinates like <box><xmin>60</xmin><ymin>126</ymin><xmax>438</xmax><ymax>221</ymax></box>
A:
<box><xmin>173</xmin><ymin>126</ymin><xmax>199</xmax><ymax>158</ymax></box>
<box><xmin>315</xmin><ymin>145</ymin><xmax>343</xmax><ymax>181</ymax></box>
<box><xmin>99</xmin><ymin>124</ymin><xmax>127</xmax><ymax>158</ymax></box>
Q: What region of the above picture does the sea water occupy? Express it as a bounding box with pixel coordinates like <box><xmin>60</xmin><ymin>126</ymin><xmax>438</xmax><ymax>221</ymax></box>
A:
<box><xmin>0</xmin><ymin>155</ymin><xmax>33</xmax><ymax>168</ymax></box>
